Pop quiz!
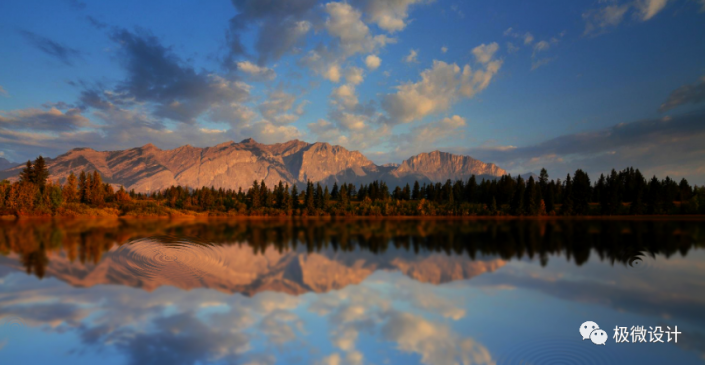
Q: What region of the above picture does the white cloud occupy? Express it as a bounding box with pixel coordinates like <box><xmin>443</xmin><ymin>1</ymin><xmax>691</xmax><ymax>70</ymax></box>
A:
<box><xmin>332</xmin><ymin>85</ymin><xmax>360</xmax><ymax>110</ymax></box>
<box><xmin>635</xmin><ymin>0</ymin><xmax>669</xmax><ymax>20</ymax></box>
<box><xmin>583</xmin><ymin>4</ymin><xmax>630</xmax><ymax>35</ymax></box>
<box><xmin>441</xmin><ymin>46</ymin><xmax>448</xmax><ymax>53</ymax></box>
<box><xmin>258</xmin><ymin>90</ymin><xmax>298</xmax><ymax>124</ymax></box>
<box><xmin>404</xmin><ymin>49</ymin><xmax>419</xmax><ymax>63</ymax></box>
<box><xmin>344</xmin><ymin>67</ymin><xmax>365</xmax><ymax>85</ymax></box>
<box><xmin>381</xmin><ymin>311</ymin><xmax>495</xmax><ymax>365</ymax></box>
<box><xmin>383</xmin><ymin>53</ymin><xmax>502</xmax><ymax>123</ymax></box>
<box><xmin>236</xmin><ymin>61</ymin><xmax>276</xmax><ymax>81</ymax></box>
<box><xmin>324</xmin><ymin>64</ymin><xmax>342</xmax><ymax>83</ymax></box>
<box><xmin>364</xmin><ymin>54</ymin><xmax>381</xmax><ymax>70</ymax></box>
<box><xmin>504</xmin><ymin>28</ymin><xmax>534</xmax><ymax>45</ymax></box>
<box><xmin>471</xmin><ymin>43</ymin><xmax>499</xmax><ymax>64</ymax></box>
<box><xmin>388</xmin><ymin>115</ymin><xmax>467</xmax><ymax>158</ymax></box>
<box><xmin>355</xmin><ymin>0</ymin><xmax>432</xmax><ymax>33</ymax></box>
<box><xmin>324</xmin><ymin>2</ymin><xmax>395</xmax><ymax>58</ymax></box>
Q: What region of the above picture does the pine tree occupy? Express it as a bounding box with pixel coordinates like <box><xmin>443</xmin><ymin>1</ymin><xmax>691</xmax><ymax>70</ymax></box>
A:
<box><xmin>323</xmin><ymin>186</ymin><xmax>330</xmax><ymax>208</ymax></box>
<box><xmin>250</xmin><ymin>180</ymin><xmax>261</xmax><ymax>208</ymax></box>
<box><xmin>63</xmin><ymin>172</ymin><xmax>78</xmax><ymax>203</ymax></box>
<box><xmin>19</xmin><ymin>161</ymin><xmax>33</xmax><ymax>184</ymax></box>
<box><xmin>510</xmin><ymin>176</ymin><xmax>525</xmax><ymax>215</ymax></box>
<box><xmin>78</xmin><ymin>171</ymin><xmax>89</xmax><ymax>203</ymax></box>
<box><xmin>561</xmin><ymin>174</ymin><xmax>574</xmax><ymax>216</ymax></box>
<box><xmin>306</xmin><ymin>181</ymin><xmax>315</xmax><ymax>211</ymax></box>
<box><xmin>315</xmin><ymin>183</ymin><xmax>323</xmax><ymax>209</ymax></box>
<box><xmin>33</xmin><ymin>156</ymin><xmax>49</xmax><ymax>189</ymax></box>
<box><xmin>524</xmin><ymin>176</ymin><xmax>537</xmax><ymax>215</ymax></box>
<box><xmin>291</xmin><ymin>184</ymin><xmax>299</xmax><ymax>209</ymax></box>
<box><xmin>412</xmin><ymin>181</ymin><xmax>420</xmax><ymax>200</ymax></box>
<box><xmin>331</xmin><ymin>182</ymin><xmax>339</xmax><ymax>200</ymax></box>
<box><xmin>91</xmin><ymin>171</ymin><xmax>105</xmax><ymax>205</ymax></box>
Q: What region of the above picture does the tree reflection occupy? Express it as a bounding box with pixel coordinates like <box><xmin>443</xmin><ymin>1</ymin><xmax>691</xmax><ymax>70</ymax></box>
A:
<box><xmin>0</xmin><ymin>218</ymin><xmax>703</xmax><ymax>280</ymax></box>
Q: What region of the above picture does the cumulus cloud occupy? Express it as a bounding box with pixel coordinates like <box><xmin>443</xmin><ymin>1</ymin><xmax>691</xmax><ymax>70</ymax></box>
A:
<box><xmin>324</xmin><ymin>2</ymin><xmax>395</xmax><ymax>58</ymax></box>
<box><xmin>353</xmin><ymin>0</ymin><xmax>432</xmax><ymax>32</ymax></box>
<box><xmin>382</xmin><ymin>311</ymin><xmax>494</xmax><ymax>365</ymax></box>
<box><xmin>364</xmin><ymin>54</ymin><xmax>381</xmax><ymax>70</ymax></box>
<box><xmin>383</xmin><ymin>52</ymin><xmax>502</xmax><ymax>124</ymax></box>
<box><xmin>403</xmin><ymin>49</ymin><xmax>419</xmax><ymax>63</ymax></box>
<box><xmin>258</xmin><ymin>89</ymin><xmax>298</xmax><ymax>124</ymax></box>
<box><xmin>332</xmin><ymin>85</ymin><xmax>360</xmax><ymax>110</ymax></box>
<box><xmin>659</xmin><ymin>76</ymin><xmax>705</xmax><ymax>112</ymax></box>
<box><xmin>345</xmin><ymin>67</ymin><xmax>365</xmax><ymax>85</ymax></box>
<box><xmin>18</xmin><ymin>30</ymin><xmax>82</xmax><ymax>66</ymax></box>
<box><xmin>237</xmin><ymin>61</ymin><xmax>277</xmax><ymax>81</ymax></box>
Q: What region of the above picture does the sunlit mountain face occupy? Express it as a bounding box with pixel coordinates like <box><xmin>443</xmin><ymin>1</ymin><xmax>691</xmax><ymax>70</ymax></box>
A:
<box><xmin>1</xmin><ymin>1</ymin><xmax>705</xmax><ymax>182</ymax></box>
<box><xmin>1</xmin><ymin>219</ymin><xmax>704</xmax><ymax>364</ymax></box>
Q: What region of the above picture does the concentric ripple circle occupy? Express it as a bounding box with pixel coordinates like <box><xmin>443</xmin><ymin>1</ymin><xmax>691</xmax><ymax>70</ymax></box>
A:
<box><xmin>112</xmin><ymin>235</ymin><xmax>229</xmax><ymax>285</ymax></box>
<box><xmin>0</xmin><ymin>316</ymin><xmax>25</xmax><ymax>328</ymax></box>
<box><xmin>626</xmin><ymin>252</ymin><xmax>652</xmax><ymax>272</ymax></box>
<box><xmin>496</xmin><ymin>336</ymin><xmax>622</xmax><ymax>365</ymax></box>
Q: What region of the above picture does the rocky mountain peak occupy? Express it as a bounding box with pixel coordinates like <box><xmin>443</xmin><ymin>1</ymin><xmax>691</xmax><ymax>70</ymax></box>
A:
<box><xmin>0</xmin><ymin>139</ymin><xmax>507</xmax><ymax>192</ymax></box>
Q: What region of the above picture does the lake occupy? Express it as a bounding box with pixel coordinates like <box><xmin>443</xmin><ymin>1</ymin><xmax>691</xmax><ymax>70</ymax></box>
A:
<box><xmin>0</xmin><ymin>218</ymin><xmax>704</xmax><ymax>365</ymax></box>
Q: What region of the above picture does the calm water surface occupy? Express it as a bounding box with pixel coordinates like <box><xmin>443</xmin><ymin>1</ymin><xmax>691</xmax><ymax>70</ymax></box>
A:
<box><xmin>0</xmin><ymin>218</ymin><xmax>704</xmax><ymax>365</ymax></box>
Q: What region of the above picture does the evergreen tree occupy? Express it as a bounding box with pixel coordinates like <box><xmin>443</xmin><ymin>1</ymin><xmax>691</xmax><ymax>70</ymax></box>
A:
<box><xmin>331</xmin><ymin>182</ymin><xmax>339</xmax><ymax>200</ymax></box>
<box><xmin>412</xmin><ymin>181</ymin><xmax>421</xmax><ymax>200</ymax></box>
<box><xmin>33</xmin><ymin>156</ymin><xmax>49</xmax><ymax>188</ymax></box>
<box><xmin>560</xmin><ymin>174</ymin><xmax>574</xmax><ymax>216</ymax></box>
<box><xmin>323</xmin><ymin>186</ymin><xmax>330</xmax><ymax>208</ymax></box>
<box><xmin>78</xmin><ymin>171</ymin><xmax>89</xmax><ymax>203</ymax></box>
<box><xmin>510</xmin><ymin>176</ymin><xmax>525</xmax><ymax>215</ymax></box>
<box><xmin>315</xmin><ymin>183</ymin><xmax>323</xmax><ymax>209</ymax></box>
<box><xmin>291</xmin><ymin>184</ymin><xmax>299</xmax><ymax>209</ymax></box>
<box><xmin>465</xmin><ymin>175</ymin><xmax>477</xmax><ymax>203</ymax></box>
<box><xmin>63</xmin><ymin>172</ymin><xmax>78</xmax><ymax>203</ymax></box>
<box><xmin>91</xmin><ymin>171</ymin><xmax>105</xmax><ymax>205</ymax></box>
<box><xmin>306</xmin><ymin>181</ymin><xmax>315</xmax><ymax>211</ymax></box>
<box><xmin>524</xmin><ymin>176</ymin><xmax>538</xmax><ymax>215</ymax></box>
<box><xmin>250</xmin><ymin>180</ymin><xmax>261</xmax><ymax>208</ymax></box>
<box><xmin>19</xmin><ymin>161</ymin><xmax>33</xmax><ymax>184</ymax></box>
<box><xmin>339</xmin><ymin>184</ymin><xmax>349</xmax><ymax>207</ymax></box>
<box><xmin>572</xmin><ymin>169</ymin><xmax>591</xmax><ymax>215</ymax></box>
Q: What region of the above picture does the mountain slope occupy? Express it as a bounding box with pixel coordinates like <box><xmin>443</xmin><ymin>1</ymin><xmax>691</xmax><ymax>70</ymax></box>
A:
<box><xmin>0</xmin><ymin>139</ymin><xmax>506</xmax><ymax>192</ymax></box>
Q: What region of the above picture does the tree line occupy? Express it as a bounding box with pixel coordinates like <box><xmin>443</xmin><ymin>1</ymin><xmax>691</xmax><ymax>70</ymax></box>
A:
<box><xmin>1</xmin><ymin>156</ymin><xmax>704</xmax><ymax>217</ymax></box>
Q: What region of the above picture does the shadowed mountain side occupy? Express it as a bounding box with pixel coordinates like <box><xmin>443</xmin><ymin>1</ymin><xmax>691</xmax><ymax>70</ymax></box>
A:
<box><xmin>0</xmin><ymin>158</ymin><xmax>17</xmax><ymax>171</ymax></box>
<box><xmin>0</xmin><ymin>244</ymin><xmax>505</xmax><ymax>296</ymax></box>
<box><xmin>0</xmin><ymin>139</ymin><xmax>506</xmax><ymax>192</ymax></box>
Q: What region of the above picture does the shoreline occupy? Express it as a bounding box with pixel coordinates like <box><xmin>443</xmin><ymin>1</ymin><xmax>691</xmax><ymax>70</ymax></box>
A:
<box><xmin>4</xmin><ymin>213</ymin><xmax>705</xmax><ymax>222</ymax></box>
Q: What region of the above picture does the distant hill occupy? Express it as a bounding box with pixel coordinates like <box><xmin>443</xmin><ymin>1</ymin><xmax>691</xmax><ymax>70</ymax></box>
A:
<box><xmin>0</xmin><ymin>139</ymin><xmax>507</xmax><ymax>192</ymax></box>
<box><xmin>0</xmin><ymin>158</ymin><xmax>17</xmax><ymax>172</ymax></box>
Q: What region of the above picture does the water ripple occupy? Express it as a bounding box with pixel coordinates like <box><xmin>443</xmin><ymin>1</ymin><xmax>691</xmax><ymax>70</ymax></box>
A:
<box><xmin>496</xmin><ymin>336</ymin><xmax>621</xmax><ymax>365</ymax></box>
<box><xmin>112</xmin><ymin>235</ymin><xmax>229</xmax><ymax>285</ymax></box>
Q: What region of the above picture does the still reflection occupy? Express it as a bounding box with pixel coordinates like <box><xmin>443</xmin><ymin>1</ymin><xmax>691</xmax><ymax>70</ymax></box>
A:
<box><xmin>0</xmin><ymin>218</ymin><xmax>704</xmax><ymax>365</ymax></box>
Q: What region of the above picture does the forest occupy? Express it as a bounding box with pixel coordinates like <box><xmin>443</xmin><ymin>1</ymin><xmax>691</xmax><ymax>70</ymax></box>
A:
<box><xmin>1</xmin><ymin>156</ymin><xmax>704</xmax><ymax>218</ymax></box>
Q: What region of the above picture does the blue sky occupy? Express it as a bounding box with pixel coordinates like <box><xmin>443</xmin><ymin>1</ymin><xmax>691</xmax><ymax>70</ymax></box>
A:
<box><xmin>1</xmin><ymin>0</ymin><xmax>704</xmax><ymax>182</ymax></box>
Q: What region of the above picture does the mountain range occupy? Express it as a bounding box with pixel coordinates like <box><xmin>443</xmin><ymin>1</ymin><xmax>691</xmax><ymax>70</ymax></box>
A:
<box><xmin>0</xmin><ymin>243</ymin><xmax>505</xmax><ymax>296</ymax></box>
<box><xmin>0</xmin><ymin>139</ymin><xmax>507</xmax><ymax>192</ymax></box>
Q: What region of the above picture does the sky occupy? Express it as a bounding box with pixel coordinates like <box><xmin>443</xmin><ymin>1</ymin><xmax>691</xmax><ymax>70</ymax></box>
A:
<box><xmin>0</xmin><ymin>0</ymin><xmax>704</xmax><ymax>183</ymax></box>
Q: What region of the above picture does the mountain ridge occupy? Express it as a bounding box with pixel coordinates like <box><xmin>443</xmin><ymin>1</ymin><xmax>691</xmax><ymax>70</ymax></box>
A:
<box><xmin>0</xmin><ymin>139</ymin><xmax>507</xmax><ymax>192</ymax></box>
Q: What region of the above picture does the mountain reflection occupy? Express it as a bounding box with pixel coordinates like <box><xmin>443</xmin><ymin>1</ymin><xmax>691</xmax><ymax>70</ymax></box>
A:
<box><xmin>0</xmin><ymin>218</ymin><xmax>703</xmax><ymax>295</ymax></box>
<box><xmin>1</xmin><ymin>218</ymin><xmax>705</xmax><ymax>365</ymax></box>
